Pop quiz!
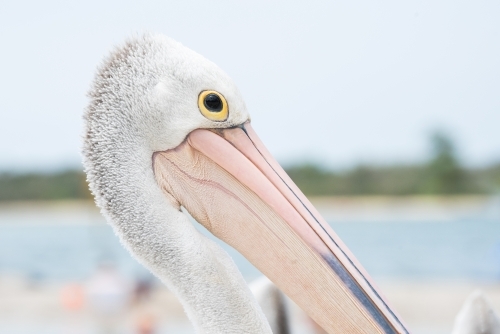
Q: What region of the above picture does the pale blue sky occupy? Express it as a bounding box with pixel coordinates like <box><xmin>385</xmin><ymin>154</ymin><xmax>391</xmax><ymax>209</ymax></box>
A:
<box><xmin>1</xmin><ymin>1</ymin><xmax>499</xmax><ymax>171</ymax></box>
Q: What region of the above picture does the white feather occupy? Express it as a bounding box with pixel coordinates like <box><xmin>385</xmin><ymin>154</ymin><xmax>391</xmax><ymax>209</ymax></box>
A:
<box><xmin>452</xmin><ymin>290</ymin><xmax>500</xmax><ymax>334</ymax></box>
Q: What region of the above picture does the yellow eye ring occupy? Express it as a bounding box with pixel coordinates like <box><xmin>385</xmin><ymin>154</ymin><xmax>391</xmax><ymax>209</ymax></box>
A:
<box><xmin>198</xmin><ymin>90</ymin><xmax>228</xmax><ymax>122</ymax></box>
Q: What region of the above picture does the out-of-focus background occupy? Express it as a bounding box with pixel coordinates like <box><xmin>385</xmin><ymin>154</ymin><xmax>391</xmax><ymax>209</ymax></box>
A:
<box><xmin>1</xmin><ymin>1</ymin><xmax>499</xmax><ymax>333</ymax></box>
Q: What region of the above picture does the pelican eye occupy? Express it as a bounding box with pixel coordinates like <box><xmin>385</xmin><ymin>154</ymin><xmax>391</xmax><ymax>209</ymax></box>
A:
<box><xmin>204</xmin><ymin>94</ymin><xmax>223</xmax><ymax>112</ymax></box>
<box><xmin>198</xmin><ymin>90</ymin><xmax>228</xmax><ymax>121</ymax></box>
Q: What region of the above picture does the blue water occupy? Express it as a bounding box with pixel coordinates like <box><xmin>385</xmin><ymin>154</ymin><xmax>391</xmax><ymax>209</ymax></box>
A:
<box><xmin>331</xmin><ymin>219</ymin><xmax>500</xmax><ymax>281</ymax></box>
<box><xmin>0</xmin><ymin>213</ymin><xmax>499</xmax><ymax>283</ymax></box>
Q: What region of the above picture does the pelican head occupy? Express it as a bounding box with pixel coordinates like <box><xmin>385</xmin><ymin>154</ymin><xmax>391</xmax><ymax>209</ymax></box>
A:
<box><xmin>83</xmin><ymin>34</ymin><xmax>408</xmax><ymax>334</ymax></box>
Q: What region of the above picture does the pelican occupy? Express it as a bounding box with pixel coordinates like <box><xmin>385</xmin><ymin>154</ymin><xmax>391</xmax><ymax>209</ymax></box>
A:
<box><xmin>452</xmin><ymin>290</ymin><xmax>500</xmax><ymax>334</ymax></box>
<box><xmin>83</xmin><ymin>33</ymin><xmax>409</xmax><ymax>333</ymax></box>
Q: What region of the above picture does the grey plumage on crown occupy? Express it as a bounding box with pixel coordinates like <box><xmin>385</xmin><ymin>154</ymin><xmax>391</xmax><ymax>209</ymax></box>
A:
<box><xmin>83</xmin><ymin>33</ymin><xmax>248</xmax><ymax>216</ymax></box>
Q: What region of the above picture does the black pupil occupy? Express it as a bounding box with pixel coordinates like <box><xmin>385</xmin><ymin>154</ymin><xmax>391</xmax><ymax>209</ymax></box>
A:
<box><xmin>204</xmin><ymin>94</ymin><xmax>223</xmax><ymax>112</ymax></box>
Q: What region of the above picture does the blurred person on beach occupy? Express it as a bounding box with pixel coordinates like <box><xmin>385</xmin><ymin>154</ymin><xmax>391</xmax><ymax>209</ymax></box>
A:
<box><xmin>86</xmin><ymin>262</ymin><xmax>132</xmax><ymax>333</ymax></box>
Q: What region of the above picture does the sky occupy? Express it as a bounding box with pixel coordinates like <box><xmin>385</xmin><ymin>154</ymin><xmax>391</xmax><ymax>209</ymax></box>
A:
<box><xmin>0</xmin><ymin>1</ymin><xmax>499</xmax><ymax>171</ymax></box>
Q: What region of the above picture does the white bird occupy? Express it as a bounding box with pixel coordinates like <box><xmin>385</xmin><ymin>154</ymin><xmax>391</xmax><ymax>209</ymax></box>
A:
<box><xmin>250</xmin><ymin>277</ymin><xmax>291</xmax><ymax>334</ymax></box>
<box><xmin>83</xmin><ymin>34</ymin><xmax>409</xmax><ymax>334</ymax></box>
<box><xmin>452</xmin><ymin>290</ymin><xmax>500</xmax><ymax>334</ymax></box>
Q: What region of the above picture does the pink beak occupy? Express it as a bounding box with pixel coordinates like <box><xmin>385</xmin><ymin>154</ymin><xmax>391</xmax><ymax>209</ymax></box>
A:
<box><xmin>153</xmin><ymin>121</ymin><xmax>409</xmax><ymax>334</ymax></box>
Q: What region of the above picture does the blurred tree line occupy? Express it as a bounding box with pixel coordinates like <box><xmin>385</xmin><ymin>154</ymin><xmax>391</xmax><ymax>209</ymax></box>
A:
<box><xmin>286</xmin><ymin>132</ymin><xmax>500</xmax><ymax>196</ymax></box>
<box><xmin>0</xmin><ymin>170</ymin><xmax>92</xmax><ymax>201</ymax></box>
<box><xmin>0</xmin><ymin>132</ymin><xmax>499</xmax><ymax>201</ymax></box>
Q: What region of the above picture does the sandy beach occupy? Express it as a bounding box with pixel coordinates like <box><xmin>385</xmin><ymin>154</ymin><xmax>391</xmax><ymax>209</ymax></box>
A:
<box><xmin>0</xmin><ymin>275</ymin><xmax>499</xmax><ymax>334</ymax></box>
<box><xmin>311</xmin><ymin>195</ymin><xmax>500</xmax><ymax>222</ymax></box>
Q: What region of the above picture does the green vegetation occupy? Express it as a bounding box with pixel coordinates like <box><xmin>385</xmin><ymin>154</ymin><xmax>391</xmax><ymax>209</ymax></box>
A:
<box><xmin>0</xmin><ymin>170</ymin><xmax>92</xmax><ymax>201</ymax></box>
<box><xmin>0</xmin><ymin>132</ymin><xmax>498</xmax><ymax>201</ymax></box>
<box><xmin>286</xmin><ymin>163</ymin><xmax>499</xmax><ymax>196</ymax></box>
<box><xmin>287</xmin><ymin>132</ymin><xmax>500</xmax><ymax>196</ymax></box>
